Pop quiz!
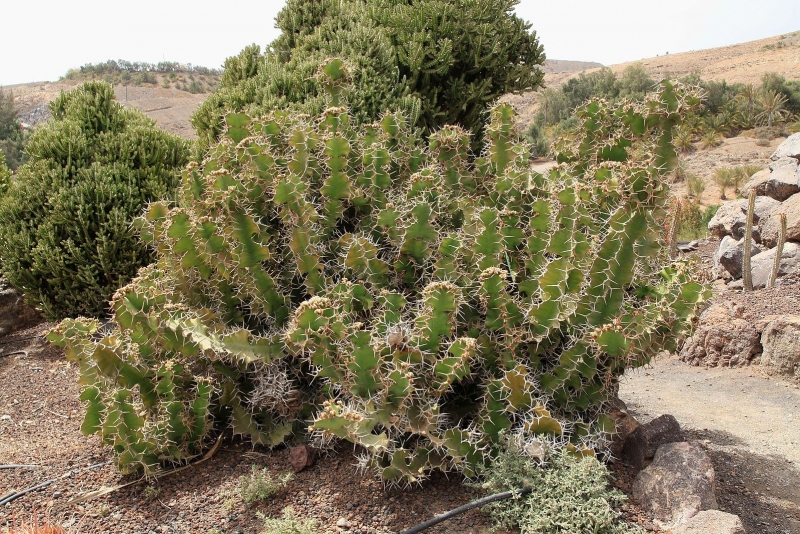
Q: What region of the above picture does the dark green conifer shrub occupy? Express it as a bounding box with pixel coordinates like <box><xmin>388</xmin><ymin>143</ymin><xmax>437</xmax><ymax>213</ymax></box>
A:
<box><xmin>0</xmin><ymin>82</ymin><xmax>189</xmax><ymax>319</ymax></box>
<box><xmin>191</xmin><ymin>0</ymin><xmax>545</xmax><ymax>153</ymax></box>
<box><xmin>0</xmin><ymin>151</ymin><xmax>10</xmax><ymax>195</ymax></box>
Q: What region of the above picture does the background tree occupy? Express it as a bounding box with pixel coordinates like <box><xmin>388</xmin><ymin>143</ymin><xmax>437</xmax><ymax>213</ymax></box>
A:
<box><xmin>0</xmin><ymin>87</ymin><xmax>29</xmax><ymax>170</ymax></box>
<box><xmin>0</xmin><ymin>82</ymin><xmax>190</xmax><ymax>319</ymax></box>
<box><xmin>761</xmin><ymin>72</ymin><xmax>800</xmax><ymax>115</ymax></box>
<box><xmin>192</xmin><ymin>0</ymin><xmax>545</xmax><ymax>152</ymax></box>
<box><xmin>615</xmin><ymin>63</ymin><xmax>655</xmax><ymax>100</ymax></box>
<box><xmin>756</xmin><ymin>89</ymin><xmax>790</xmax><ymax>127</ymax></box>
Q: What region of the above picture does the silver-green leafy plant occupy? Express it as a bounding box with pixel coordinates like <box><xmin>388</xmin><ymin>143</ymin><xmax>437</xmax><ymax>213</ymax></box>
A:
<box><xmin>49</xmin><ymin>63</ymin><xmax>708</xmax><ymax>483</ymax></box>
<box><xmin>238</xmin><ymin>466</ymin><xmax>293</xmax><ymax>504</ymax></box>
<box><xmin>476</xmin><ymin>441</ymin><xmax>644</xmax><ymax>534</ymax></box>
<box><xmin>258</xmin><ymin>508</ymin><xmax>319</xmax><ymax>534</ymax></box>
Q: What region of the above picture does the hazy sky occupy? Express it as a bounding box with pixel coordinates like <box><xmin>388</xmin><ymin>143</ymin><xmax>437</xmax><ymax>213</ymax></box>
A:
<box><xmin>2</xmin><ymin>0</ymin><xmax>798</xmax><ymax>86</ymax></box>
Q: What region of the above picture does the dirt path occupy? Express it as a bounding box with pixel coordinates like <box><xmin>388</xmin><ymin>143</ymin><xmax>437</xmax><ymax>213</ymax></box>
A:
<box><xmin>620</xmin><ymin>355</ymin><xmax>800</xmax><ymax>534</ymax></box>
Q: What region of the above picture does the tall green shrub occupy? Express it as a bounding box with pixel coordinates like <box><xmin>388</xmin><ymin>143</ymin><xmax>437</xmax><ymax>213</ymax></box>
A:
<box><xmin>0</xmin><ymin>151</ymin><xmax>10</xmax><ymax>195</ymax></box>
<box><xmin>50</xmin><ymin>72</ymin><xmax>707</xmax><ymax>482</ymax></box>
<box><xmin>0</xmin><ymin>82</ymin><xmax>189</xmax><ymax>319</ymax></box>
<box><xmin>0</xmin><ymin>87</ymin><xmax>29</xmax><ymax>171</ymax></box>
<box><xmin>191</xmin><ymin>0</ymin><xmax>545</xmax><ymax>152</ymax></box>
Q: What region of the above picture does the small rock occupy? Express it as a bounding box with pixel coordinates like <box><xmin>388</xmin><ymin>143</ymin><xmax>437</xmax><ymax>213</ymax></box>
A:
<box><xmin>672</xmin><ymin>510</ymin><xmax>745</xmax><ymax>534</ymax></box>
<box><xmin>622</xmin><ymin>414</ymin><xmax>684</xmax><ymax>468</ymax></box>
<box><xmin>632</xmin><ymin>441</ymin><xmax>717</xmax><ymax>529</ymax></box>
<box><xmin>726</xmin><ymin>279</ymin><xmax>744</xmax><ymax>290</ymax></box>
<box><xmin>288</xmin><ymin>444</ymin><xmax>317</xmax><ymax>473</ymax></box>
<box><xmin>336</xmin><ymin>517</ymin><xmax>352</xmax><ymax>529</ymax></box>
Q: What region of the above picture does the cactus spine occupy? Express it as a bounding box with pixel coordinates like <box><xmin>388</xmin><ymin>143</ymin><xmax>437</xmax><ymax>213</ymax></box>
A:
<box><xmin>49</xmin><ymin>72</ymin><xmax>708</xmax><ymax>483</ymax></box>
<box><xmin>769</xmin><ymin>212</ymin><xmax>788</xmax><ymax>288</ymax></box>
<box><xmin>743</xmin><ymin>190</ymin><xmax>756</xmax><ymax>291</ymax></box>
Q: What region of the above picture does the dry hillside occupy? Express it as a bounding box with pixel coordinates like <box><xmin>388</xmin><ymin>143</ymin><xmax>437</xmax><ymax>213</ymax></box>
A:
<box><xmin>6</xmin><ymin>31</ymin><xmax>800</xmax><ymax>141</ymax></box>
<box><xmin>6</xmin><ymin>77</ymin><xmax>210</xmax><ymax>140</ymax></box>
<box><xmin>504</xmin><ymin>31</ymin><xmax>800</xmax><ymax>131</ymax></box>
<box><xmin>548</xmin><ymin>31</ymin><xmax>800</xmax><ymax>88</ymax></box>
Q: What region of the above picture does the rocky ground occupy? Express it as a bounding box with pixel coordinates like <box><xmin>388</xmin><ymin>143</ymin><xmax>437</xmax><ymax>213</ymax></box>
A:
<box><xmin>621</xmin><ymin>353</ymin><xmax>800</xmax><ymax>534</ymax></box>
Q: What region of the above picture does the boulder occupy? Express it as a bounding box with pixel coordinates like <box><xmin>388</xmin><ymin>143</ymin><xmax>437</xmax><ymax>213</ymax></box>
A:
<box><xmin>632</xmin><ymin>441</ymin><xmax>717</xmax><ymax>528</ymax></box>
<box><xmin>708</xmin><ymin>197</ymin><xmax>778</xmax><ymax>240</ymax></box>
<box><xmin>713</xmin><ymin>235</ymin><xmax>761</xmax><ymax>279</ymax></box>
<box><xmin>707</xmin><ymin>201</ymin><xmax>746</xmax><ymax>238</ymax></box>
<box><xmin>740</xmin><ymin>168</ymin><xmax>771</xmax><ymax>198</ymax></box>
<box><xmin>0</xmin><ymin>279</ymin><xmax>41</xmax><ymax>336</ymax></box>
<box><xmin>622</xmin><ymin>414</ymin><xmax>684</xmax><ymax>469</ymax></box>
<box><xmin>760</xmin><ymin>193</ymin><xmax>800</xmax><ymax>247</ymax></box>
<box><xmin>759</xmin><ymin>315</ymin><xmax>800</xmax><ymax>378</ymax></box>
<box><xmin>770</xmin><ymin>132</ymin><xmax>800</xmax><ymax>161</ymax></box>
<box><xmin>740</xmin><ymin>159</ymin><xmax>800</xmax><ymax>202</ymax></box>
<box><xmin>672</xmin><ymin>510</ymin><xmax>745</xmax><ymax>534</ymax></box>
<box><xmin>749</xmin><ymin>241</ymin><xmax>800</xmax><ymax>288</ymax></box>
<box><xmin>679</xmin><ymin>302</ymin><xmax>761</xmax><ymax>367</ymax></box>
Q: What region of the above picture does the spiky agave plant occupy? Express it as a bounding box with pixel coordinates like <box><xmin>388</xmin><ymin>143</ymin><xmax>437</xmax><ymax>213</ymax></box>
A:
<box><xmin>49</xmin><ymin>62</ymin><xmax>708</xmax><ymax>483</ymax></box>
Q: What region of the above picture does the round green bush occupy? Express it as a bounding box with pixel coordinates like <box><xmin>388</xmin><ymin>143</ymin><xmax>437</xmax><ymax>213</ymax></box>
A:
<box><xmin>0</xmin><ymin>82</ymin><xmax>189</xmax><ymax>319</ymax></box>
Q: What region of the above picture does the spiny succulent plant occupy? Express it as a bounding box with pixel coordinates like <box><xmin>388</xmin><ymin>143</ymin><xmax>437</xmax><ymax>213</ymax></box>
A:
<box><xmin>49</xmin><ymin>63</ymin><xmax>708</xmax><ymax>483</ymax></box>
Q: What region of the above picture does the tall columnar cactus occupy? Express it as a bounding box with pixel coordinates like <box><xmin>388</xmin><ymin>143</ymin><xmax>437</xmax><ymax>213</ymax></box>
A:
<box><xmin>50</xmin><ymin>70</ymin><xmax>708</xmax><ymax>482</ymax></box>
<box><xmin>769</xmin><ymin>212</ymin><xmax>787</xmax><ymax>288</ymax></box>
<box><xmin>743</xmin><ymin>190</ymin><xmax>756</xmax><ymax>292</ymax></box>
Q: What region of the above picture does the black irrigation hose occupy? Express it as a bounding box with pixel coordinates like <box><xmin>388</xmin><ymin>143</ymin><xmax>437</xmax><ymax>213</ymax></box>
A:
<box><xmin>0</xmin><ymin>480</ymin><xmax>54</xmax><ymax>506</ymax></box>
<box><xmin>398</xmin><ymin>488</ymin><xmax>533</xmax><ymax>534</ymax></box>
<box><xmin>0</xmin><ymin>461</ymin><xmax>111</xmax><ymax>507</ymax></box>
<box><xmin>0</xmin><ymin>350</ymin><xmax>28</xmax><ymax>359</ymax></box>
